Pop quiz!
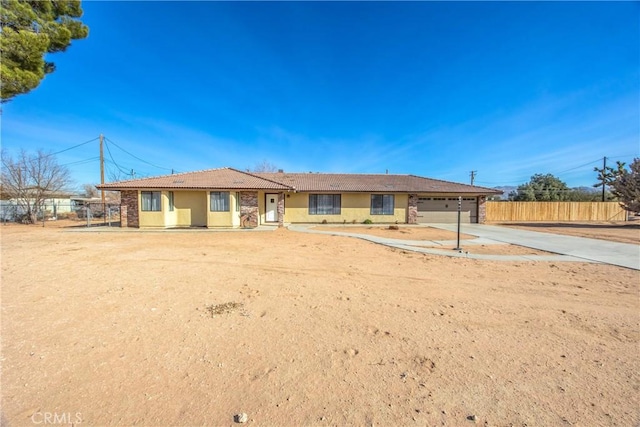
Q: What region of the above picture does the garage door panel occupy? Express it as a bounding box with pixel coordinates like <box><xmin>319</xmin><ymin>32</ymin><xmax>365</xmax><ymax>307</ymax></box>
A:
<box><xmin>417</xmin><ymin>211</ymin><xmax>471</xmax><ymax>223</ymax></box>
<box><xmin>417</xmin><ymin>197</ymin><xmax>477</xmax><ymax>223</ymax></box>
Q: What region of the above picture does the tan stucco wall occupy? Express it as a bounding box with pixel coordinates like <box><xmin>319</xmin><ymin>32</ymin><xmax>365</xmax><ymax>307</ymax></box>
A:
<box><xmin>173</xmin><ymin>191</ymin><xmax>207</xmax><ymax>227</ymax></box>
<box><xmin>135</xmin><ymin>190</ymin><xmax>488</xmax><ymax>227</ymax></box>
<box><xmin>283</xmin><ymin>193</ymin><xmax>408</xmax><ymax>224</ymax></box>
<box><xmin>207</xmin><ymin>191</ymin><xmax>241</xmax><ymax>227</ymax></box>
<box><xmin>257</xmin><ymin>191</ymin><xmax>266</xmax><ymax>225</ymax></box>
<box><xmin>138</xmin><ymin>190</ymin><xmax>165</xmax><ymax>228</ymax></box>
<box><xmin>231</xmin><ymin>192</ymin><xmax>241</xmax><ymax>228</ymax></box>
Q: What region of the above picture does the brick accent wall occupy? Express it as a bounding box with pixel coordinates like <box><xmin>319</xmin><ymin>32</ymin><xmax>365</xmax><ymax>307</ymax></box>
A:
<box><xmin>120</xmin><ymin>205</ymin><xmax>128</xmax><ymax>228</ymax></box>
<box><xmin>477</xmin><ymin>195</ymin><xmax>487</xmax><ymax>224</ymax></box>
<box><xmin>408</xmin><ymin>194</ymin><xmax>418</xmax><ymax>224</ymax></box>
<box><xmin>240</xmin><ymin>191</ymin><xmax>258</xmax><ymax>228</ymax></box>
<box><xmin>277</xmin><ymin>193</ymin><xmax>285</xmax><ymax>227</ymax></box>
<box><xmin>121</xmin><ymin>190</ymin><xmax>139</xmax><ymax>228</ymax></box>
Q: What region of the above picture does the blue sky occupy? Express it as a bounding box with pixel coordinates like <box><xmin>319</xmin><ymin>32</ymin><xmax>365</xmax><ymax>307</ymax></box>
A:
<box><xmin>1</xmin><ymin>1</ymin><xmax>638</xmax><ymax>190</ymax></box>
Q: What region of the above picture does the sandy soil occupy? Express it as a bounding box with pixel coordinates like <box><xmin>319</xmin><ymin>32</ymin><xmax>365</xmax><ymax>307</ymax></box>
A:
<box><xmin>314</xmin><ymin>226</ymin><xmax>552</xmax><ymax>256</ymax></box>
<box><xmin>312</xmin><ymin>226</ymin><xmax>475</xmax><ymax>241</ymax></box>
<box><xmin>1</xmin><ymin>224</ymin><xmax>638</xmax><ymax>426</ymax></box>
<box><xmin>422</xmin><ymin>245</ymin><xmax>553</xmax><ymax>256</ymax></box>
<box><xmin>496</xmin><ymin>221</ymin><xmax>640</xmax><ymax>245</ymax></box>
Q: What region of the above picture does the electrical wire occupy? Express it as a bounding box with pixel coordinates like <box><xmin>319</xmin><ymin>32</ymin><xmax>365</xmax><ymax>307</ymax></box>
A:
<box><xmin>554</xmin><ymin>158</ymin><xmax>601</xmax><ymax>175</ymax></box>
<box><xmin>105</xmin><ymin>137</ymin><xmax>173</xmax><ymax>171</ymax></box>
<box><xmin>103</xmin><ymin>139</ymin><xmax>133</xmax><ymax>176</ymax></box>
<box><xmin>476</xmin><ymin>154</ymin><xmax>636</xmax><ymax>186</ymax></box>
<box><xmin>45</xmin><ymin>137</ymin><xmax>100</xmax><ymax>157</ymax></box>
<box><xmin>60</xmin><ymin>156</ymin><xmax>100</xmax><ymax>167</ymax></box>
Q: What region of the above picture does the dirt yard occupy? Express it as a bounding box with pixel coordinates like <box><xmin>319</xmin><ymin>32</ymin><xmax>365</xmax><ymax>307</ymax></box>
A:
<box><xmin>1</xmin><ymin>223</ymin><xmax>638</xmax><ymax>426</ymax></box>
<box><xmin>311</xmin><ymin>226</ymin><xmax>476</xmax><ymax>241</ymax></box>
<box><xmin>496</xmin><ymin>221</ymin><xmax>640</xmax><ymax>245</ymax></box>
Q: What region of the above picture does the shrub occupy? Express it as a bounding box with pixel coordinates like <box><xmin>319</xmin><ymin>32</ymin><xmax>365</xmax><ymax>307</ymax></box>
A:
<box><xmin>363</xmin><ymin>219</ymin><xmax>373</xmax><ymax>224</ymax></box>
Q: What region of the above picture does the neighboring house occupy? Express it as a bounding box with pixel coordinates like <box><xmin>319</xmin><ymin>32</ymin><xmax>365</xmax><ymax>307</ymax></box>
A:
<box><xmin>97</xmin><ymin>167</ymin><xmax>501</xmax><ymax>228</ymax></box>
<box><xmin>0</xmin><ymin>196</ymin><xmax>73</xmax><ymax>221</ymax></box>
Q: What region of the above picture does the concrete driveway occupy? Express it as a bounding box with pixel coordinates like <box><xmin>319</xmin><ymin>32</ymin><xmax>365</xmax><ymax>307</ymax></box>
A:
<box><xmin>428</xmin><ymin>223</ymin><xmax>640</xmax><ymax>270</ymax></box>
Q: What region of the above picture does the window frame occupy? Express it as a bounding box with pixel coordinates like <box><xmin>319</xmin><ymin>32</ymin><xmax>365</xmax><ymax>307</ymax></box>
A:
<box><xmin>370</xmin><ymin>194</ymin><xmax>395</xmax><ymax>215</ymax></box>
<box><xmin>141</xmin><ymin>191</ymin><xmax>162</xmax><ymax>212</ymax></box>
<box><xmin>210</xmin><ymin>191</ymin><xmax>230</xmax><ymax>212</ymax></box>
<box><xmin>168</xmin><ymin>191</ymin><xmax>174</xmax><ymax>212</ymax></box>
<box><xmin>308</xmin><ymin>194</ymin><xmax>341</xmax><ymax>215</ymax></box>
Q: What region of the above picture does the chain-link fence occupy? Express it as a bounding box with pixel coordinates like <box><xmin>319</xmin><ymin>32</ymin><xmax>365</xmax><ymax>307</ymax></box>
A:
<box><xmin>1</xmin><ymin>200</ymin><xmax>121</xmax><ymax>227</ymax></box>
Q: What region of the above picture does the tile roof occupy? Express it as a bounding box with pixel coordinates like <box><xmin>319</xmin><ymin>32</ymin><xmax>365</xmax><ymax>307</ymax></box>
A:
<box><xmin>96</xmin><ymin>167</ymin><xmax>291</xmax><ymax>190</ymax></box>
<box><xmin>97</xmin><ymin>167</ymin><xmax>501</xmax><ymax>194</ymax></box>
<box><xmin>255</xmin><ymin>172</ymin><xmax>500</xmax><ymax>194</ymax></box>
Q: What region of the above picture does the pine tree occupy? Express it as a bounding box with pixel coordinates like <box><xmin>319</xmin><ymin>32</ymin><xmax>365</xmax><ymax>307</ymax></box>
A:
<box><xmin>0</xmin><ymin>0</ymin><xmax>89</xmax><ymax>101</ymax></box>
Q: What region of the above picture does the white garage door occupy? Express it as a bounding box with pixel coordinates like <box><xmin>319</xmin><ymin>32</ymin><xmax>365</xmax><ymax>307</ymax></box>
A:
<box><xmin>417</xmin><ymin>197</ymin><xmax>477</xmax><ymax>223</ymax></box>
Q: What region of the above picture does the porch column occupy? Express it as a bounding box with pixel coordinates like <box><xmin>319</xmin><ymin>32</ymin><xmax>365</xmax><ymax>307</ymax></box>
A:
<box><xmin>408</xmin><ymin>194</ymin><xmax>418</xmax><ymax>224</ymax></box>
<box><xmin>278</xmin><ymin>193</ymin><xmax>285</xmax><ymax>228</ymax></box>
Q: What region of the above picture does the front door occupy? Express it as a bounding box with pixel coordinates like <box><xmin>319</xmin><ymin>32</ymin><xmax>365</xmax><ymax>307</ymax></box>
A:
<box><xmin>265</xmin><ymin>194</ymin><xmax>278</xmax><ymax>222</ymax></box>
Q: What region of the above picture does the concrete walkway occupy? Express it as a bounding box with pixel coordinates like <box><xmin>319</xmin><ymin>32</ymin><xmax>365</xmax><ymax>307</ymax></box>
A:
<box><xmin>288</xmin><ymin>224</ymin><xmax>595</xmax><ymax>264</ymax></box>
<box><xmin>428</xmin><ymin>223</ymin><xmax>640</xmax><ymax>270</ymax></box>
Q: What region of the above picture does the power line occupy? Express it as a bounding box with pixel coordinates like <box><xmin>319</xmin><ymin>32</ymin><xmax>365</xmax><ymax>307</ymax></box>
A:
<box><xmin>103</xmin><ymin>139</ymin><xmax>132</xmax><ymax>176</ymax></box>
<box><xmin>60</xmin><ymin>156</ymin><xmax>100</xmax><ymax>167</ymax></box>
<box><xmin>554</xmin><ymin>158</ymin><xmax>601</xmax><ymax>175</ymax></box>
<box><xmin>46</xmin><ymin>137</ymin><xmax>100</xmax><ymax>157</ymax></box>
<box><xmin>105</xmin><ymin>137</ymin><xmax>173</xmax><ymax>171</ymax></box>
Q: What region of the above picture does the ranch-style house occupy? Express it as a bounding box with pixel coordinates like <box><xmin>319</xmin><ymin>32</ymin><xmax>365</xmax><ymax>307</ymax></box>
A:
<box><xmin>97</xmin><ymin>167</ymin><xmax>501</xmax><ymax>228</ymax></box>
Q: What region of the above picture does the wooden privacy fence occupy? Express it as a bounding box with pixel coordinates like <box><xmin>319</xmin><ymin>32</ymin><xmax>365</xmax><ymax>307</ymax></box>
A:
<box><xmin>485</xmin><ymin>201</ymin><xmax>627</xmax><ymax>222</ymax></box>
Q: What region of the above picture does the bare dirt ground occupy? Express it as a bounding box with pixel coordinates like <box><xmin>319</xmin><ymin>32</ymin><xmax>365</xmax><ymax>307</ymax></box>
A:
<box><xmin>313</xmin><ymin>226</ymin><xmax>552</xmax><ymax>256</ymax></box>
<box><xmin>420</xmin><ymin>245</ymin><xmax>552</xmax><ymax>256</ymax></box>
<box><xmin>496</xmin><ymin>221</ymin><xmax>640</xmax><ymax>245</ymax></box>
<box><xmin>1</xmin><ymin>223</ymin><xmax>638</xmax><ymax>426</ymax></box>
<box><xmin>311</xmin><ymin>226</ymin><xmax>475</xmax><ymax>241</ymax></box>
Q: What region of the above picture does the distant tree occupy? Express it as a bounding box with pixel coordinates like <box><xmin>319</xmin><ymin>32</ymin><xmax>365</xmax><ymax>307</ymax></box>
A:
<box><xmin>508</xmin><ymin>174</ymin><xmax>570</xmax><ymax>201</ymax></box>
<box><xmin>610</xmin><ymin>158</ymin><xmax>640</xmax><ymax>213</ymax></box>
<box><xmin>80</xmin><ymin>183</ymin><xmax>98</xmax><ymax>198</ymax></box>
<box><xmin>593</xmin><ymin>160</ymin><xmax>626</xmax><ymax>201</ymax></box>
<box><xmin>1</xmin><ymin>149</ymin><xmax>72</xmax><ymax>223</ymax></box>
<box><xmin>250</xmin><ymin>160</ymin><xmax>279</xmax><ymax>173</ymax></box>
<box><xmin>0</xmin><ymin>0</ymin><xmax>89</xmax><ymax>102</ymax></box>
<box><xmin>566</xmin><ymin>187</ymin><xmax>615</xmax><ymax>202</ymax></box>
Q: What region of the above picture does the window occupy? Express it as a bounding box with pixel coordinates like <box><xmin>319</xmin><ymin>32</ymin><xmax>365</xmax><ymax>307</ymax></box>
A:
<box><xmin>141</xmin><ymin>191</ymin><xmax>161</xmax><ymax>211</ymax></box>
<box><xmin>235</xmin><ymin>192</ymin><xmax>240</xmax><ymax>212</ymax></box>
<box><xmin>309</xmin><ymin>194</ymin><xmax>341</xmax><ymax>215</ymax></box>
<box><xmin>210</xmin><ymin>191</ymin><xmax>230</xmax><ymax>211</ymax></box>
<box><xmin>168</xmin><ymin>191</ymin><xmax>174</xmax><ymax>211</ymax></box>
<box><xmin>371</xmin><ymin>194</ymin><xmax>395</xmax><ymax>215</ymax></box>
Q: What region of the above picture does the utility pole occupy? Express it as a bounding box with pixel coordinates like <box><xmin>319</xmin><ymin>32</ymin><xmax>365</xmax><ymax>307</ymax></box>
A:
<box><xmin>100</xmin><ymin>134</ymin><xmax>106</xmax><ymax>225</ymax></box>
<box><xmin>601</xmin><ymin>157</ymin><xmax>607</xmax><ymax>202</ymax></box>
<box><xmin>470</xmin><ymin>170</ymin><xmax>477</xmax><ymax>186</ymax></box>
